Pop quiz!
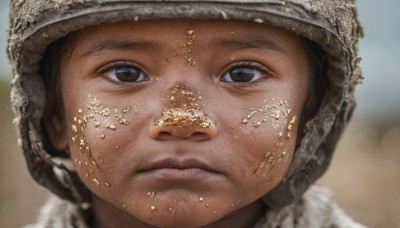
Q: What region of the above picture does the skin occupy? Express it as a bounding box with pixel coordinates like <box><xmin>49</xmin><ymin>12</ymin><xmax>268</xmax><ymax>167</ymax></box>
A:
<box><xmin>46</xmin><ymin>20</ymin><xmax>309</xmax><ymax>228</ymax></box>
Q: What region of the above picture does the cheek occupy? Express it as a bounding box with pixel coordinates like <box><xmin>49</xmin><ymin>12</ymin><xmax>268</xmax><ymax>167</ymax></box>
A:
<box><xmin>226</xmin><ymin>98</ymin><xmax>299</xmax><ymax>194</ymax></box>
<box><xmin>67</xmin><ymin>95</ymin><xmax>140</xmax><ymax>189</ymax></box>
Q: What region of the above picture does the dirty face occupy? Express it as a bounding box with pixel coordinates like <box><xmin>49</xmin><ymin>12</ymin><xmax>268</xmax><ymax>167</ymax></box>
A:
<box><xmin>53</xmin><ymin>20</ymin><xmax>309</xmax><ymax>227</ymax></box>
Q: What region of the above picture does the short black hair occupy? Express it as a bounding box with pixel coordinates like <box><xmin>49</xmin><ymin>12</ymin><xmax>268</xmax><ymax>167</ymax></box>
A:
<box><xmin>39</xmin><ymin>32</ymin><xmax>77</xmax><ymax>157</ymax></box>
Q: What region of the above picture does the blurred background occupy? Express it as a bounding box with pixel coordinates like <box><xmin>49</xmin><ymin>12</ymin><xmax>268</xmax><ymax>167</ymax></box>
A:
<box><xmin>0</xmin><ymin>1</ymin><xmax>399</xmax><ymax>227</ymax></box>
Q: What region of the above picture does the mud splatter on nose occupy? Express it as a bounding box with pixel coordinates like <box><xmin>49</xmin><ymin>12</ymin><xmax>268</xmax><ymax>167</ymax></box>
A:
<box><xmin>155</xmin><ymin>84</ymin><xmax>215</xmax><ymax>129</ymax></box>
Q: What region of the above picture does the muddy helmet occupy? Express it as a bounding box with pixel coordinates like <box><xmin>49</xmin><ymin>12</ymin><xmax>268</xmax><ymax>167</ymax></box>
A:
<box><xmin>8</xmin><ymin>0</ymin><xmax>363</xmax><ymax>207</ymax></box>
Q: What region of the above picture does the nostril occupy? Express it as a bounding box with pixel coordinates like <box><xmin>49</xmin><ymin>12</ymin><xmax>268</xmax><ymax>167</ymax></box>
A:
<box><xmin>159</xmin><ymin>131</ymin><xmax>172</xmax><ymax>138</ymax></box>
<box><xmin>191</xmin><ymin>132</ymin><xmax>204</xmax><ymax>137</ymax></box>
<box><xmin>150</xmin><ymin>127</ymin><xmax>174</xmax><ymax>141</ymax></box>
<box><xmin>159</xmin><ymin>131</ymin><xmax>170</xmax><ymax>136</ymax></box>
<box><xmin>150</xmin><ymin>125</ymin><xmax>217</xmax><ymax>141</ymax></box>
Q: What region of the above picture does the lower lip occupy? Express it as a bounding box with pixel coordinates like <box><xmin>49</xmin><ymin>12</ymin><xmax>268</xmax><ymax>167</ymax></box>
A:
<box><xmin>141</xmin><ymin>168</ymin><xmax>217</xmax><ymax>181</ymax></box>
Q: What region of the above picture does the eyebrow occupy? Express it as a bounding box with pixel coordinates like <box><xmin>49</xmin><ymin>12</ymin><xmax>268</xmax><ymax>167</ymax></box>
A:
<box><xmin>79</xmin><ymin>38</ymin><xmax>157</xmax><ymax>59</ymax></box>
<box><xmin>214</xmin><ymin>37</ymin><xmax>287</xmax><ymax>54</ymax></box>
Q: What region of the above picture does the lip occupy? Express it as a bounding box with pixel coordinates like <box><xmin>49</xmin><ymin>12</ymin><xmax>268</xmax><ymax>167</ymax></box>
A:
<box><xmin>137</xmin><ymin>158</ymin><xmax>221</xmax><ymax>181</ymax></box>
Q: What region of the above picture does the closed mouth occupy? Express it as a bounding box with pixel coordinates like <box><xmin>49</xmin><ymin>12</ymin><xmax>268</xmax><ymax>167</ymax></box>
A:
<box><xmin>137</xmin><ymin>158</ymin><xmax>222</xmax><ymax>181</ymax></box>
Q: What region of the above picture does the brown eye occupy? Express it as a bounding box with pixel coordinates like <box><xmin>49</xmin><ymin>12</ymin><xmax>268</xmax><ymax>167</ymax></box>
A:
<box><xmin>105</xmin><ymin>66</ymin><xmax>148</xmax><ymax>83</ymax></box>
<box><xmin>221</xmin><ymin>67</ymin><xmax>263</xmax><ymax>83</ymax></box>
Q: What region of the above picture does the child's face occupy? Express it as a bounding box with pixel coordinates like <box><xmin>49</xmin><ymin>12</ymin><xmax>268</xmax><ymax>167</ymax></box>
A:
<box><xmin>56</xmin><ymin>20</ymin><xmax>308</xmax><ymax>227</ymax></box>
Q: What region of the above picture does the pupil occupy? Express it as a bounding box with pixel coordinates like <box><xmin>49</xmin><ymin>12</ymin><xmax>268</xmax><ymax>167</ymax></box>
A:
<box><xmin>115</xmin><ymin>67</ymin><xmax>139</xmax><ymax>81</ymax></box>
<box><xmin>230</xmin><ymin>68</ymin><xmax>255</xmax><ymax>82</ymax></box>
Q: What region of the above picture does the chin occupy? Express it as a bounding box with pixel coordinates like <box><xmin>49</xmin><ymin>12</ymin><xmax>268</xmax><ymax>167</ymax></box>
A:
<box><xmin>140</xmin><ymin>208</ymin><xmax>220</xmax><ymax>228</ymax></box>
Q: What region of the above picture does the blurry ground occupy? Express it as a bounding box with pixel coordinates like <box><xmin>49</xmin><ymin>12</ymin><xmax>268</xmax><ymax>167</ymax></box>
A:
<box><xmin>318</xmin><ymin>117</ymin><xmax>400</xmax><ymax>228</ymax></box>
<box><xmin>0</xmin><ymin>82</ymin><xmax>399</xmax><ymax>228</ymax></box>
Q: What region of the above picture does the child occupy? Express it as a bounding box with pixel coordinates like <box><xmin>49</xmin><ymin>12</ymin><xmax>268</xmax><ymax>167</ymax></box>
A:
<box><xmin>8</xmin><ymin>0</ymin><xmax>366</xmax><ymax>227</ymax></box>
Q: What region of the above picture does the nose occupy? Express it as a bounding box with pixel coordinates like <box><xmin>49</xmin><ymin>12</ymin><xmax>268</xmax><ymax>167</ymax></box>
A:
<box><xmin>149</xmin><ymin>123</ymin><xmax>217</xmax><ymax>141</ymax></box>
<box><xmin>150</xmin><ymin>83</ymin><xmax>216</xmax><ymax>141</ymax></box>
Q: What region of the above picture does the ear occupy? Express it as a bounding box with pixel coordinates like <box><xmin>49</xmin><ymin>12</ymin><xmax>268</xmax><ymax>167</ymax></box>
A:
<box><xmin>43</xmin><ymin>106</ymin><xmax>69</xmax><ymax>151</ymax></box>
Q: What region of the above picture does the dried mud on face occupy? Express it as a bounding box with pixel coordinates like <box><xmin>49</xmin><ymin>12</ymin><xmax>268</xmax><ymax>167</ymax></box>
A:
<box><xmin>0</xmin><ymin>83</ymin><xmax>399</xmax><ymax>227</ymax></box>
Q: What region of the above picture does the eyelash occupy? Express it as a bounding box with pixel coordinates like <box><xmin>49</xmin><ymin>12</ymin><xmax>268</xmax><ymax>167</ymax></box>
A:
<box><xmin>221</xmin><ymin>61</ymin><xmax>274</xmax><ymax>85</ymax></box>
<box><xmin>97</xmin><ymin>61</ymin><xmax>148</xmax><ymax>84</ymax></box>
<box><xmin>96</xmin><ymin>60</ymin><xmax>273</xmax><ymax>86</ymax></box>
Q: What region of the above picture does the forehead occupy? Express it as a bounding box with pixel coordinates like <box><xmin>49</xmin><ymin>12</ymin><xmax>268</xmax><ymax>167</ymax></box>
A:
<box><xmin>73</xmin><ymin>19</ymin><xmax>304</xmax><ymax>55</ymax></box>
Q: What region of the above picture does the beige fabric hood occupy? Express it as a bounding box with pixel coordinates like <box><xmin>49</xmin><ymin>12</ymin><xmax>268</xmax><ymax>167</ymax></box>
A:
<box><xmin>8</xmin><ymin>0</ymin><xmax>363</xmax><ymax>207</ymax></box>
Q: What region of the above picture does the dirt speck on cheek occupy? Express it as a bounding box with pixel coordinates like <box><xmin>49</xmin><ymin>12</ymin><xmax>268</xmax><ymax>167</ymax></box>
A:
<box><xmin>168</xmin><ymin>207</ymin><xmax>176</xmax><ymax>215</ymax></box>
<box><xmin>240</xmin><ymin>98</ymin><xmax>297</xmax><ymax>175</ymax></box>
<box><xmin>70</xmin><ymin>95</ymin><xmax>137</xmax><ymax>188</ymax></box>
<box><xmin>93</xmin><ymin>178</ymin><xmax>100</xmax><ymax>186</ymax></box>
<box><xmin>147</xmin><ymin>191</ymin><xmax>156</xmax><ymax>198</ymax></box>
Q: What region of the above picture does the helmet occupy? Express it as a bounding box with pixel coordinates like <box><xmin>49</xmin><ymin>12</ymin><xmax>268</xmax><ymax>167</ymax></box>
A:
<box><xmin>8</xmin><ymin>0</ymin><xmax>363</xmax><ymax>207</ymax></box>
